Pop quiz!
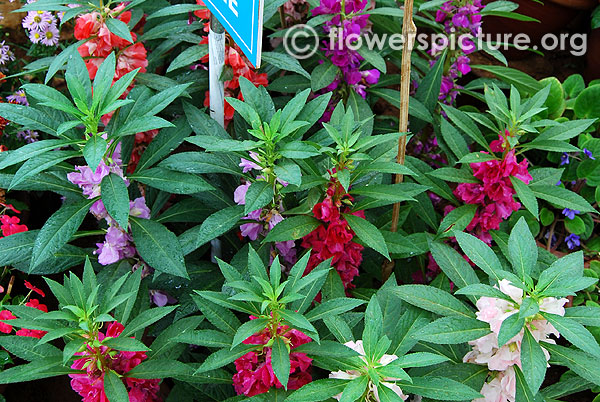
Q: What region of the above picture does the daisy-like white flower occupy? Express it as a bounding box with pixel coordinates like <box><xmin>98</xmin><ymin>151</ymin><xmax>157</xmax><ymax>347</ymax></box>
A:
<box><xmin>0</xmin><ymin>41</ymin><xmax>16</xmax><ymax>65</ymax></box>
<box><xmin>40</xmin><ymin>24</ymin><xmax>60</xmax><ymax>46</ymax></box>
<box><xmin>329</xmin><ymin>340</ymin><xmax>409</xmax><ymax>402</ymax></box>
<box><xmin>22</xmin><ymin>10</ymin><xmax>55</xmax><ymax>31</ymax></box>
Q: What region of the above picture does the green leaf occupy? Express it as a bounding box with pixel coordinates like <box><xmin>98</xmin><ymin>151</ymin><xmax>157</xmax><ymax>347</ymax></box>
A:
<box><xmin>454</xmin><ymin>231</ymin><xmax>504</xmax><ymax>283</ymax></box>
<box><xmin>440</xmin><ymin>119</ymin><xmax>469</xmax><ymax>160</ymax></box>
<box><xmin>440</xmin><ymin>104</ymin><xmax>488</xmax><ymax>149</ymax></box>
<box><xmin>564</xmin><ymin>306</ymin><xmax>600</xmax><ymax>326</ymax></box>
<box><xmin>305</xmin><ymin>298</ymin><xmax>365</xmax><ymax>322</ymax></box>
<box><xmin>101</xmin><ymin>173</ymin><xmax>129</xmax><ymax>229</ymax></box>
<box><xmin>102</xmin><ymin>337</ymin><xmax>150</xmax><ymax>352</ymax></box>
<box><xmin>392</xmin><ymin>352</ymin><xmax>449</xmax><ymax>368</ymax></box>
<box><xmin>30</xmin><ymin>198</ymin><xmax>95</xmax><ymax>271</ymax></box>
<box><xmin>415</xmin><ymin>316</ymin><xmax>490</xmax><ymax>344</ymax></box>
<box><xmin>344</xmin><ymin>213</ymin><xmax>389</xmax><ymax>260</ymax></box>
<box><xmin>104</xmin><ymin>369</ymin><xmax>129</xmax><ymax>402</ymax></box>
<box><xmin>362</xmin><ymin>296</ymin><xmax>383</xmax><ymax>358</ymax></box>
<box><xmin>135</xmin><ymin>118</ymin><xmax>192</xmax><ymax>172</ymax></box>
<box><xmin>311</xmin><ymin>60</ymin><xmax>338</xmax><ymax>91</ymax></box>
<box><xmin>398</xmin><ymin>376</ymin><xmax>482</xmax><ymax>400</ymax></box>
<box><xmin>357</xmin><ymin>46</ymin><xmax>386</xmax><ymax>73</ymax></box>
<box><xmin>429</xmin><ymin>241</ymin><xmax>479</xmax><ymax>295</ymax></box>
<box><xmin>543</xmin><ymin>342</ymin><xmax>600</xmax><ymax>387</ymax></box>
<box><xmin>541</xmin><ymin>313</ymin><xmax>600</xmax><ymax>358</ymax></box>
<box><xmin>0</xmin><ymin>230</ymin><xmax>38</xmax><ymax>266</ymax></box>
<box><xmin>167</xmin><ymin>45</ymin><xmax>208</xmax><ymax>72</ymax></box>
<box><xmin>129</xmin><ymin>167</ymin><xmax>213</xmax><ymax>194</ymax></box>
<box><xmin>436</xmin><ymin>204</ymin><xmax>477</xmax><ymax>238</ymax></box>
<box><xmin>393</xmin><ymin>285</ymin><xmax>473</xmax><ymax>317</ymax></box>
<box><xmin>105</xmin><ymin>17</ymin><xmax>134</xmax><ymax>43</ymax></box>
<box><xmin>518</xmin><ymin>297</ymin><xmax>539</xmax><ymax>319</ymax></box>
<box><xmin>339</xmin><ymin>376</ymin><xmax>368</xmax><ymax>402</ymax></box>
<box><xmin>262</xmin><ymin>52</ymin><xmax>311</xmax><ymax>79</ymax></box>
<box><xmin>121</xmin><ymin>306</ymin><xmax>177</xmax><ymax>337</ymax></box>
<box><xmin>272</xmin><ymin>337</ymin><xmax>291</xmax><ymax>388</ymax></box>
<box><xmin>471</xmin><ymin>65</ymin><xmax>542</xmax><ymax>94</ymax></box>
<box><xmin>263</xmin><ymin>215</ymin><xmax>321</xmax><ymax>243</ymax></box>
<box><xmin>0</xmin><ymin>336</ymin><xmax>61</xmax><ymax>362</ymax></box>
<box><xmin>130</xmin><ymin>218</ymin><xmax>188</xmax><ymax>278</ymax></box>
<box><xmin>510</xmin><ymin>177</ymin><xmax>539</xmax><ymax>218</ymax></box>
<box><xmin>285</xmin><ymin>379</ymin><xmax>348</xmax><ymax>402</ymax></box>
<box><xmin>508</xmin><ymin>217</ymin><xmax>537</xmax><ymax>280</ymax></box>
<box><xmin>196</xmin><ymin>205</ymin><xmax>245</xmax><ymax>248</ymax></box>
<box><xmin>0</xmin><ymin>139</ymin><xmax>79</xmax><ymax>170</ymax></box>
<box><xmin>497</xmin><ymin>313</ymin><xmax>525</xmax><ymax>347</ymax></box>
<box><xmin>530</xmin><ymin>185</ymin><xmax>596</xmax><ymax>213</ymax></box>
<box><xmin>196</xmin><ymin>344</ymin><xmax>257</xmax><ymax>373</ymax></box>
<box><xmin>521</xmin><ymin>328</ymin><xmax>547</xmax><ymax>395</ymax></box>
<box><xmin>174</xmin><ymin>329</ymin><xmax>232</xmax><ymax>348</ymax></box>
<box><xmin>232</xmin><ymin>318</ymin><xmax>269</xmax><ymax>348</ymax></box>
<box><xmin>274</xmin><ymin>163</ymin><xmax>302</xmax><ymax>187</ymax></box>
<box><xmin>9</xmin><ymin>151</ymin><xmax>79</xmax><ymax>191</ymax></box>
<box><xmin>0</xmin><ymin>103</ymin><xmax>61</xmax><ymax>136</ymax></box>
<box><xmin>245</xmin><ymin>181</ymin><xmax>275</xmax><ymax>215</ymax></box>
<box><xmin>514</xmin><ymin>365</ymin><xmax>538</xmax><ymax>402</ymax></box>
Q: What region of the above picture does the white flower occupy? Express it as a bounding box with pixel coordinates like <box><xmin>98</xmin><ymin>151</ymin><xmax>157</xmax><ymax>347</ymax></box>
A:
<box><xmin>330</xmin><ymin>340</ymin><xmax>408</xmax><ymax>402</ymax></box>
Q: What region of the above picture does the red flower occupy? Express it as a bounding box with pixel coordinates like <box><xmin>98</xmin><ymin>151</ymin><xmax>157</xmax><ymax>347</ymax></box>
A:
<box><xmin>0</xmin><ymin>215</ymin><xmax>28</xmax><ymax>237</ymax></box>
<box><xmin>69</xmin><ymin>321</ymin><xmax>161</xmax><ymax>402</ymax></box>
<box><xmin>0</xmin><ymin>310</ymin><xmax>16</xmax><ymax>334</ymax></box>
<box><xmin>194</xmin><ymin>0</ymin><xmax>211</xmax><ymax>20</ymax></box>
<box><xmin>232</xmin><ymin>319</ymin><xmax>312</xmax><ymax>397</ymax></box>
<box><xmin>24</xmin><ymin>281</ymin><xmax>46</xmax><ymax>297</ymax></box>
<box><xmin>25</xmin><ymin>299</ymin><xmax>48</xmax><ymax>312</ymax></box>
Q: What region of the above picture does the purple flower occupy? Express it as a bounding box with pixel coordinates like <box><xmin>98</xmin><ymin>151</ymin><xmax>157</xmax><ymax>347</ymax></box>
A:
<box><xmin>90</xmin><ymin>200</ymin><xmax>108</xmax><ymax>220</ymax></box>
<box><xmin>0</xmin><ymin>41</ymin><xmax>15</xmax><ymax>65</ymax></box>
<box><xmin>67</xmin><ymin>163</ymin><xmax>111</xmax><ymax>199</ymax></box>
<box><xmin>562</xmin><ymin>208</ymin><xmax>579</xmax><ymax>220</ymax></box>
<box><xmin>583</xmin><ymin>148</ymin><xmax>596</xmax><ymax>160</ymax></box>
<box><xmin>22</xmin><ymin>10</ymin><xmax>55</xmax><ymax>31</ymax></box>
<box><xmin>565</xmin><ymin>233</ymin><xmax>580</xmax><ymax>250</ymax></box>
<box><xmin>16</xmin><ymin>130</ymin><xmax>39</xmax><ymax>143</ymax></box>
<box><xmin>95</xmin><ymin>226</ymin><xmax>133</xmax><ymax>265</ymax></box>
<box><xmin>362</xmin><ymin>69</ymin><xmax>380</xmax><ymax>85</ymax></box>
<box><xmin>40</xmin><ymin>24</ymin><xmax>60</xmax><ymax>46</ymax></box>
<box><xmin>234</xmin><ymin>182</ymin><xmax>251</xmax><ymax>205</ymax></box>
<box><xmin>129</xmin><ymin>197</ymin><xmax>151</xmax><ymax>219</ymax></box>
<box><xmin>240</xmin><ymin>209</ymin><xmax>262</xmax><ymax>241</ymax></box>
<box><xmin>560</xmin><ymin>153</ymin><xmax>570</xmax><ymax>165</ymax></box>
<box><xmin>6</xmin><ymin>90</ymin><xmax>28</xmax><ymax>106</ymax></box>
<box><xmin>239</xmin><ymin>151</ymin><xmax>261</xmax><ymax>173</ymax></box>
<box><xmin>276</xmin><ymin>240</ymin><xmax>297</xmax><ymax>265</ymax></box>
<box><xmin>454</xmin><ymin>55</ymin><xmax>471</xmax><ymax>75</ymax></box>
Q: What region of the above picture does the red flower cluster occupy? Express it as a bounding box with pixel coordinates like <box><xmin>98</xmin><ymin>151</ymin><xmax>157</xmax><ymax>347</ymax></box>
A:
<box><xmin>1</xmin><ymin>203</ymin><xmax>28</xmax><ymax>239</ymax></box>
<box><xmin>69</xmin><ymin>321</ymin><xmax>161</xmax><ymax>402</ymax></box>
<box><xmin>301</xmin><ymin>177</ymin><xmax>365</xmax><ymax>289</ymax></box>
<box><xmin>454</xmin><ymin>140</ymin><xmax>532</xmax><ymax>243</ymax></box>
<box><xmin>0</xmin><ymin>298</ymin><xmax>48</xmax><ymax>339</ymax></box>
<box><xmin>233</xmin><ymin>318</ymin><xmax>312</xmax><ymax>397</ymax></box>
<box><xmin>195</xmin><ymin>1</ymin><xmax>268</xmax><ymax>127</ymax></box>
<box><xmin>74</xmin><ymin>4</ymin><xmax>148</xmax><ymax>86</ymax></box>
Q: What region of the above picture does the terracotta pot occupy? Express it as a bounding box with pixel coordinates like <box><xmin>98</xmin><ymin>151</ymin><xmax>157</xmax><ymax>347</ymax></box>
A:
<box><xmin>483</xmin><ymin>0</ymin><xmax>578</xmax><ymax>60</ymax></box>
<box><xmin>585</xmin><ymin>28</ymin><xmax>600</xmax><ymax>81</ymax></box>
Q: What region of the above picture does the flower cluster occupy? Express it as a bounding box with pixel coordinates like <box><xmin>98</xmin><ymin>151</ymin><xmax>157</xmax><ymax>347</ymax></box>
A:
<box><xmin>0</xmin><ymin>282</ymin><xmax>48</xmax><ymax>339</ymax></box>
<box><xmin>301</xmin><ymin>175</ymin><xmax>364</xmax><ymax>289</ymax></box>
<box><xmin>464</xmin><ymin>280</ymin><xmax>568</xmax><ymax>402</ymax></box>
<box><xmin>74</xmin><ymin>4</ymin><xmax>148</xmax><ymax>88</ymax></box>
<box><xmin>329</xmin><ymin>340</ymin><xmax>409</xmax><ymax>401</ymax></box>
<box><xmin>0</xmin><ymin>201</ymin><xmax>28</xmax><ymax>239</ymax></box>
<box><xmin>69</xmin><ymin>321</ymin><xmax>161</xmax><ymax>402</ymax></box>
<box><xmin>67</xmin><ymin>143</ymin><xmax>150</xmax><ymax>265</ymax></box>
<box><xmin>233</xmin><ymin>152</ymin><xmax>296</xmax><ymax>265</ymax></box>
<box><xmin>233</xmin><ymin>318</ymin><xmax>312</xmax><ymax>396</ymax></box>
<box><xmin>432</xmin><ymin>0</ymin><xmax>483</xmax><ymax>104</ymax></box>
<box><xmin>282</xmin><ymin>0</ymin><xmax>309</xmax><ymax>25</ymax></box>
<box><xmin>312</xmin><ymin>0</ymin><xmax>380</xmax><ymax>121</ymax></box>
<box><xmin>455</xmin><ymin>138</ymin><xmax>532</xmax><ymax>243</ymax></box>
<box><xmin>0</xmin><ymin>40</ymin><xmax>16</xmax><ymax>65</ymax></box>
<box><xmin>194</xmin><ymin>1</ymin><xmax>268</xmax><ymax>127</ymax></box>
<box><xmin>21</xmin><ymin>0</ymin><xmax>61</xmax><ymax>47</ymax></box>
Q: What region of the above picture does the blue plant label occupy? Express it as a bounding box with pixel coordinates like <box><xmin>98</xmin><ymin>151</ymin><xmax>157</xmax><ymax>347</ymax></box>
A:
<box><xmin>203</xmin><ymin>0</ymin><xmax>265</xmax><ymax>68</ymax></box>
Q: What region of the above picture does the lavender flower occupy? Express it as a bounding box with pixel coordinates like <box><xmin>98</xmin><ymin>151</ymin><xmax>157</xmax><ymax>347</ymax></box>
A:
<box><xmin>16</xmin><ymin>130</ymin><xmax>39</xmax><ymax>143</ymax></box>
<box><xmin>0</xmin><ymin>41</ymin><xmax>15</xmax><ymax>66</ymax></box>
<box><xmin>6</xmin><ymin>90</ymin><xmax>29</xmax><ymax>106</ymax></box>
<box><xmin>565</xmin><ymin>233</ymin><xmax>580</xmax><ymax>250</ymax></box>
<box><xmin>40</xmin><ymin>24</ymin><xmax>60</xmax><ymax>46</ymax></box>
<box><xmin>561</xmin><ymin>208</ymin><xmax>579</xmax><ymax>220</ymax></box>
<box><xmin>22</xmin><ymin>10</ymin><xmax>55</xmax><ymax>31</ymax></box>
<box><xmin>583</xmin><ymin>148</ymin><xmax>596</xmax><ymax>160</ymax></box>
<box><xmin>560</xmin><ymin>153</ymin><xmax>570</xmax><ymax>165</ymax></box>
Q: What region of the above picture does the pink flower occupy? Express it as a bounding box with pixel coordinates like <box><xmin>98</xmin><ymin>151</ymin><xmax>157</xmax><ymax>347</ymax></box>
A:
<box><xmin>129</xmin><ymin>197</ymin><xmax>150</xmax><ymax>219</ymax></box>
<box><xmin>234</xmin><ymin>182</ymin><xmax>251</xmax><ymax>205</ymax></box>
<box><xmin>239</xmin><ymin>152</ymin><xmax>262</xmax><ymax>173</ymax></box>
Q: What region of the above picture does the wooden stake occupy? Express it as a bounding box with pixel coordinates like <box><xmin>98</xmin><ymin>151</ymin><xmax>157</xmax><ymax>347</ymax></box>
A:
<box><xmin>383</xmin><ymin>0</ymin><xmax>417</xmax><ymax>281</ymax></box>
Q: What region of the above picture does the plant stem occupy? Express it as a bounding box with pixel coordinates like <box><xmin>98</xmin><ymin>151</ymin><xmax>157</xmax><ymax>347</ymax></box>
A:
<box><xmin>383</xmin><ymin>0</ymin><xmax>417</xmax><ymax>282</ymax></box>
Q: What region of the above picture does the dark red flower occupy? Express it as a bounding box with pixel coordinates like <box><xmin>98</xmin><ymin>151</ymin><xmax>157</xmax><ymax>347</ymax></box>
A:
<box><xmin>24</xmin><ymin>281</ymin><xmax>46</xmax><ymax>297</ymax></box>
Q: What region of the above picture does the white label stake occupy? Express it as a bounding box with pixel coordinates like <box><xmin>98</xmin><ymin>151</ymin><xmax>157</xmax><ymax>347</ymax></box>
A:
<box><xmin>209</xmin><ymin>15</ymin><xmax>226</xmax><ymax>129</ymax></box>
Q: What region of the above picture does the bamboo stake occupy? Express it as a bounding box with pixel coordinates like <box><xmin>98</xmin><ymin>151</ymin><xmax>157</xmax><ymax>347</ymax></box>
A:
<box><xmin>382</xmin><ymin>0</ymin><xmax>417</xmax><ymax>282</ymax></box>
